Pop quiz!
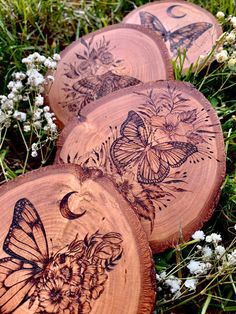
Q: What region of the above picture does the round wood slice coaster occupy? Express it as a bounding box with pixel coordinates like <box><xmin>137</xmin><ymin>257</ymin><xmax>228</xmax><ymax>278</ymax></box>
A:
<box><xmin>45</xmin><ymin>24</ymin><xmax>173</xmax><ymax>127</ymax></box>
<box><xmin>56</xmin><ymin>81</ymin><xmax>226</xmax><ymax>253</ymax></box>
<box><xmin>123</xmin><ymin>0</ymin><xmax>222</xmax><ymax>71</ymax></box>
<box><xmin>0</xmin><ymin>165</ymin><xmax>156</xmax><ymax>313</ymax></box>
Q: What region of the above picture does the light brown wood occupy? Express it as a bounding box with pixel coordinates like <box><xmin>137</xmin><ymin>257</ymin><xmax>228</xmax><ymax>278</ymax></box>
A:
<box><xmin>123</xmin><ymin>0</ymin><xmax>222</xmax><ymax>71</ymax></box>
<box><xmin>56</xmin><ymin>81</ymin><xmax>226</xmax><ymax>253</ymax></box>
<box><xmin>0</xmin><ymin>164</ymin><xmax>156</xmax><ymax>313</ymax></box>
<box><xmin>45</xmin><ymin>23</ymin><xmax>173</xmax><ymax>127</ymax></box>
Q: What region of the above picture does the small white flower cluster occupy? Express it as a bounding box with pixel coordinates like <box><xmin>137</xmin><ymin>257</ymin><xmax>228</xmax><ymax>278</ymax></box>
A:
<box><xmin>215</xmin><ymin>13</ymin><xmax>236</xmax><ymax>69</ymax></box>
<box><xmin>156</xmin><ymin>227</ymin><xmax>236</xmax><ymax>299</ymax></box>
<box><xmin>0</xmin><ymin>52</ymin><xmax>60</xmax><ymax>158</ymax></box>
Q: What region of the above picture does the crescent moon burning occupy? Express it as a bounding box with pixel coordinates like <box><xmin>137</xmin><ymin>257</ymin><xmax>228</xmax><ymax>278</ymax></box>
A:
<box><xmin>60</xmin><ymin>191</ymin><xmax>86</xmax><ymax>220</ymax></box>
<box><xmin>167</xmin><ymin>5</ymin><xmax>187</xmax><ymax>19</ymax></box>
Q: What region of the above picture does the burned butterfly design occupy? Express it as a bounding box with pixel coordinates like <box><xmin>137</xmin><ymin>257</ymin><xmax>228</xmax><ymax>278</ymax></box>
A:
<box><xmin>66</xmin><ymin>85</ymin><xmax>219</xmax><ymax>226</ymax></box>
<box><xmin>139</xmin><ymin>11</ymin><xmax>212</xmax><ymax>54</ymax></box>
<box><xmin>0</xmin><ymin>198</ymin><xmax>123</xmax><ymax>313</ymax></box>
<box><xmin>62</xmin><ymin>36</ymin><xmax>141</xmax><ymax>113</ymax></box>
<box><xmin>110</xmin><ymin>110</ymin><xmax>197</xmax><ymax>184</ymax></box>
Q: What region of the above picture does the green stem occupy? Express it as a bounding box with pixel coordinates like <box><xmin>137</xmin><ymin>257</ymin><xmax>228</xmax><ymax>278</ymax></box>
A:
<box><xmin>201</xmin><ymin>293</ymin><xmax>212</xmax><ymax>314</ymax></box>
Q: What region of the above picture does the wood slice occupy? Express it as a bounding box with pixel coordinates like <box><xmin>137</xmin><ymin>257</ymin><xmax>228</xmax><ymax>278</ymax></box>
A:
<box><xmin>45</xmin><ymin>24</ymin><xmax>173</xmax><ymax>127</ymax></box>
<box><xmin>55</xmin><ymin>81</ymin><xmax>226</xmax><ymax>253</ymax></box>
<box><xmin>0</xmin><ymin>165</ymin><xmax>156</xmax><ymax>313</ymax></box>
<box><xmin>123</xmin><ymin>0</ymin><xmax>222</xmax><ymax>71</ymax></box>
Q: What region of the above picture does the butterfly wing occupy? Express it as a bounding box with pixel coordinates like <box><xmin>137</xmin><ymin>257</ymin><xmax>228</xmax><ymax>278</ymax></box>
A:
<box><xmin>0</xmin><ymin>258</ymin><xmax>38</xmax><ymax>313</ymax></box>
<box><xmin>137</xmin><ymin>148</ymin><xmax>170</xmax><ymax>184</ymax></box>
<box><xmin>139</xmin><ymin>11</ymin><xmax>168</xmax><ymax>39</ymax></box>
<box><xmin>159</xmin><ymin>141</ymin><xmax>198</xmax><ymax>167</ymax></box>
<box><xmin>0</xmin><ymin>198</ymin><xmax>49</xmax><ymax>312</ymax></box>
<box><xmin>169</xmin><ymin>22</ymin><xmax>212</xmax><ymax>54</ymax></box>
<box><xmin>110</xmin><ymin>111</ymin><xmax>148</xmax><ymax>169</ymax></box>
<box><xmin>3</xmin><ymin>198</ymin><xmax>49</xmax><ymax>266</ymax></box>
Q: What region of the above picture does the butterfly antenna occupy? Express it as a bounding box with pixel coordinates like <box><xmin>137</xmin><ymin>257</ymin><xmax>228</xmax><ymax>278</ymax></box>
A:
<box><xmin>50</xmin><ymin>238</ymin><xmax>54</xmax><ymax>258</ymax></box>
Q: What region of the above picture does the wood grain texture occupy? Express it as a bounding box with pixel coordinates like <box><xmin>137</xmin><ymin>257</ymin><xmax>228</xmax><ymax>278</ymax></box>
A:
<box><xmin>45</xmin><ymin>23</ymin><xmax>173</xmax><ymax>127</ymax></box>
<box><xmin>123</xmin><ymin>0</ymin><xmax>222</xmax><ymax>71</ymax></box>
<box><xmin>0</xmin><ymin>164</ymin><xmax>156</xmax><ymax>313</ymax></box>
<box><xmin>55</xmin><ymin>81</ymin><xmax>226</xmax><ymax>253</ymax></box>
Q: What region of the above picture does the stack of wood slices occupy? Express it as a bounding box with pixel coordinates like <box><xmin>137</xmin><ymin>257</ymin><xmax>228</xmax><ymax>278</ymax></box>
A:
<box><xmin>0</xmin><ymin>1</ymin><xmax>226</xmax><ymax>313</ymax></box>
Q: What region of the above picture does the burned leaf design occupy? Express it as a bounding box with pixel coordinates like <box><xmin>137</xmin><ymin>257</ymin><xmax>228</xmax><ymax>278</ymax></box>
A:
<box><xmin>179</xmin><ymin>109</ymin><xmax>197</xmax><ymax>123</ymax></box>
<box><xmin>0</xmin><ymin>198</ymin><xmax>123</xmax><ymax>313</ymax></box>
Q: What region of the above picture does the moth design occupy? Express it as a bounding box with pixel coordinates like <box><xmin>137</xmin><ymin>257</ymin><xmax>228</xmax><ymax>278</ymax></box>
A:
<box><xmin>139</xmin><ymin>11</ymin><xmax>213</xmax><ymax>55</ymax></box>
<box><xmin>62</xmin><ymin>36</ymin><xmax>141</xmax><ymax>113</ymax></box>
<box><xmin>0</xmin><ymin>198</ymin><xmax>123</xmax><ymax>313</ymax></box>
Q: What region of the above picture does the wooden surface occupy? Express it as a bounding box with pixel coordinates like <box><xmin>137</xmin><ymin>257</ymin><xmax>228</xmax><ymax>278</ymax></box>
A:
<box><xmin>0</xmin><ymin>165</ymin><xmax>156</xmax><ymax>313</ymax></box>
<box><xmin>123</xmin><ymin>0</ymin><xmax>222</xmax><ymax>71</ymax></box>
<box><xmin>46</xmin><ymin>24</ymin><xmax>173</xmax><ymax>127</ymax></box>
<box><xmin>56</xmin><ymin>81</ymin><xmax>226</xmax><ymax>253</ymax></box>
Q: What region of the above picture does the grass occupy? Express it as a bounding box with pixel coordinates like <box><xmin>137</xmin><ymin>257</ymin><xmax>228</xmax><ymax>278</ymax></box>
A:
<box><xmin>0</xmin><ymin>0</ymin><xmax>236</xmax><ymax>313</ymax></box>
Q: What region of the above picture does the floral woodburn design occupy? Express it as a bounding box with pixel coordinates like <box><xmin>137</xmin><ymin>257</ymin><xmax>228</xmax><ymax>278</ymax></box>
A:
<box><xmin>0</xmin><ymin>198</ymin><xmax>123</xmax><ymax>313</ymax></box>
<box><xmin>62</xmin><ymin>36</ymin><xmax>141</xmax><ymax>113</ymax></box>
<box><xmin>70</xmin><ymin>86</ymin><xmax>220</xmax><ymax>229</ymax></box>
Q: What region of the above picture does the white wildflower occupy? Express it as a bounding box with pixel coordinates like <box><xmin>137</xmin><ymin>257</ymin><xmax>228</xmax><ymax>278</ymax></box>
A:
<box><xmin>33</xmin><ymin>121</ymin><xmax>42</xmax><ymax>129</ymax></box>
<box><xmin>26</xmin><ymin>69</ymin><xmax>45</xmax><ymax>87</ymax></box>
<box><xmin>216</xmin><ymin>11</ymin><xmax>225</xmax><ymax>19</ymax></box>
<box><xmin>202</xmin><ymin>246</ymin><xmax>213</xmax><ymax>260</ymax></box>
<box><xmin>230</xmin><ymin>16</ymin><xmax>236</xmax><ymax>28</ymax></box>
<box><xmin>0</xmin><ymin>110</ymin><xmax>7</xmax><ymax>124</ymax></box>
<box><xmin>227</xmin><ymin>249</ymin><xmax>236</xmax><ymax>266</ymax></box>
<box><xmin>8</xmin><ymin>92</ymin><xmax>15</xmax><ymax>100</ymax></box>
<box><xmin>43</xmin><ymin>106</ymin><xmax>50</xmax><ymax>112</ymax></box>
<box><xmin>187</xmin><ymin>260</ymin><xmax>212</xmax><ymax>276</ymax></box>
<box><xmin>228</xmin><ymin>58</ymin><xmax>236</xmax><ymax>68</ymax></box>
<box><xmin>31</xmin><ymin>52</ymin><xmax>46</xmax><ymax>63</ymax></box>
<box><xmin>215</xmin><ymin>50</ymin><xmax>228</xmax><ymax>63</ymax></box>
<box><xmin>23</xmin><ymin>124</ymin><xmax>31</xmax><ymax>132</ymax></box>
<box><xmin>31</xmin><ymin>143</ymin><xmax>38</xmax><ymax>150</ymax></box>
<box><xmin>33</xmin><ymin>108</ymin><xmax>43</xmax><ymax>121</ymax></box>
<box><xmin>14</xmin><ymin>81</ymin><xmax>23</xmax><ymax>90</ymax></box>
<box><xmin>22</xmin><ymin>55</ymin><xmax>33</xmax><ymax>65</ymax></box>
<box><xmin>192</xmin><ymin>230</ymin><xmax>205</xmax><ymax>241</ymax></box>
<box><xmin>35</xmin><ymin>94</ymin><xmax>44</xmax><ymax>106</ymax></box>
<box><xmin>49</xmin><ymin>122</ymin><xmax>57</xmax><ymax>132</ymax></box>
<box><xmin>165</xmin><ymin>277</ymin><xmax>181</xmax><ymax>294</ymax></box>
<box><xmin>206</xmin><ymin>233</ymin><xmax>222</xmax><ymax>245</ymax></box>
<box><xmin>44</xmin><ymin>58</ymin><xmax>57</xmax><ymax>69</ymax></box>
<box><xmin>53</xmin><ymin>53</ymin><xmax>61</xmax><ymax>61</ymax></box>
<box><xmin>234</xmin><ymin>225</ymin><xmax>236</xmax><ymax>231</ymax></box>
<box><xmin>44</xmin><ymin>112</ymin><xmax>53</xmax><ymax>120</ymax></box>
<box><xmin>160</xmin><ymin>271</ymin><xmax>166</xmax><ymax>280</ymax></box>
<box><xmin>13</xmin><ymin>110</ymin><xmax>26</xmax><ymax>122</ymax></box>
<box><xmin>13</xmin><ymin>72</ymin><xmax>26</xmax><ymax>80</ymax></box>
<box><xmin>43</xmin><ymin>125</ymin><xmax>49</xmax><ymax>131</ymax></box>
<box><xmin>225</xmin><ymin>32</ymin><xmax>235</xmax><ymax>44</ymax></box>
<box><xmin>215</xmin><ymin>245</ymin><xmax>226</xmax><ymax>259</ymax></box>
<box><xmin>31</xmin><ymin>150</ymin><xmax>38</xmax><ymax>158</ymax></box>
<box><xmin>1</xmin><ymin>99</ymin><xmax>14</xmax><ymax>110</ymax></box>
<box><xmin>184</xmin><ymin>278</ymin><xmax>198</xmax><ymax>291</ymax></box>
<box><xmin>7</xmin><ymin>81</ymin><xmax>15</xmax><ymax>90</ymax></box>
